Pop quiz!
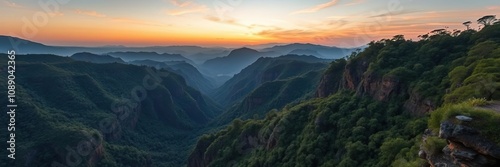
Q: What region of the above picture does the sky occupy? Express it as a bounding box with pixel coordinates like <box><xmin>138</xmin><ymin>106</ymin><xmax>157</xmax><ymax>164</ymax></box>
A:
<box><xmin>1</xmin><ymin>0</ymin><xmax>499</xmax><ymax>47</ymax></box>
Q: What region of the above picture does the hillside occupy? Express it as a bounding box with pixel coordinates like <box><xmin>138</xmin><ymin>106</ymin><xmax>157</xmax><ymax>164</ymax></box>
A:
<box><xmin>210</xmin><ymin>55</ymin><xmax>330</xmax><ymax>107</ymax></box>
<box><xmin>200</xmin><ymin>47</ymin><xmax>278</xmax><ymax>78</ymax></box>
<box><xmin>129</xmin><ymin>60</ymin><xmax>216</xmax><ymax>94</ymax></box>
<box><xmin>215</xmin><ymin>70</ymin><xmax>325</xmax><ymax>125</ymax></box>
<box><xmin>260</xmin><ymin>43</ymin><xmax>356</xmax><ymax>59</ymax></box>
<box><xmin>71</xmin><ymin>52</ymin><xmax>125</xmax><ymax>63</ymax></box>
<box><xmin>288</xmin><ymin>49</ymin><xmax>324</xmax><ymax>57</ymax></box>
<box><xmin>107</xmin><ymin>51</ymin><xmax>195</xmax><ymax>64</ymax></box>
<box><xmin>188</xmin><ymin>24</ymin><xmax>500</xmax><ymax>167</ymax></box>
<box><xmin>0</xmin><ymin>36</ymin><xmax>230</xmax><ymax>60</ymax></box>
<box><xmin>0</xmin><ymin>54</ymin><xmax>221</xmax><ymax>167</ymax></box>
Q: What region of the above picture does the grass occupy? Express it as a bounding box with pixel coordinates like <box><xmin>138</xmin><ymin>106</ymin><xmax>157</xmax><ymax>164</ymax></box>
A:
<box><xmin>429</xmin><ymin>98</ymin><xmax>500</xmax><ymax>144</ymax></box>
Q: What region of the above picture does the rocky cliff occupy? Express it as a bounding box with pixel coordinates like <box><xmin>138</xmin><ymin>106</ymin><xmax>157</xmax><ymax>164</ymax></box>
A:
<box><xmin>420</xmin><ymin>121</ymin><xmax>500</xmax><ymax>167</ymax></box>
<box><xmin>420</xmin><ymin>103</ymin><xmax>500</xmax><ymax>167</ymax></box>
<box><xmin>316</xmin><ymin>47</ymin><xmax>435</xmax><ymax>115</ymax></box>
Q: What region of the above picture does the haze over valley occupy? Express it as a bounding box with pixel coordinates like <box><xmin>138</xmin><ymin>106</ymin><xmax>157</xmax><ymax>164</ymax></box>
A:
<box><xmin>1</xmin><ymin>0</ymin><xmax>500</xmax><ymax>167</ymax></box>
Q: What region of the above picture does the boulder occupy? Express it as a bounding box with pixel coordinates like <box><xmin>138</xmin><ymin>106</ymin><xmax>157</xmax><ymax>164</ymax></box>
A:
<box><xmin>455</xmin><ymin>115</ymin><xmax>473</xmax><ymax>122</ymax></box>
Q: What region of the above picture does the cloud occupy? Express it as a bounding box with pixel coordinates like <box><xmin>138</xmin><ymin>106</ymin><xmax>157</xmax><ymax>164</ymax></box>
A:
<box><xmin>169</xmin><ymin>0</ymin><xmax>191</xmax><ymax>7</ymax></box>
<box><xmin>205</xmin><ymin>15</ymin><xmax>239</xmax><ymax>25</ymax></box>
<box><xmin>487</xmin><ymin>6</ymin><xmax>500</xmax><ymax>10</ymax></box>
<box><xmin>48</xmin><ymin>12</ymin><xmax>64</xmax><ymax>17</ymax></box>
<box><xmin>74</xmin><ymin>9</ymin><xmax>106</xmax><ymax>17</ymax></box>
<box><xmin>369</xmin><ymin>10</ymin><xmax>422</xmax><ymax>18</ymax></box>
<box><xmin>291</xmin><ymin>0</ymin><xmax>339</xmax><ymax>14</ymax></box>
<box><xmin>111</xmin><ymin>18</ymin><xmax>164</xmax><ymax>27</ymax></box>
<box><xmin>167</xmin><ymin>5</ymin><xmax>208</xmax><ymax>16</ymax></box>
<box><xmin>257</xmin><ymin>28</ymin><xmax>317</xmax><ymax>39</ymax></box>
<box><xmin>343</xmin><ymin>0</ymin><xmax>364</xmax><ymax>6</ymax></box>
<box><xmin>166</xmin><ymin>0</ymin><xmax>208</xmax><ymax>16</ymax></box>
<box><xmin>2</xmin><ymin>0</ymin><xmax>22</xmax><ymax>8</ymax></box>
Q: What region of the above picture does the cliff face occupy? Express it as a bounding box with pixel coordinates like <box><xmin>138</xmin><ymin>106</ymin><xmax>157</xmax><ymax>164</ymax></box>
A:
<box><xmin>316</xmin><ymin>55</ymin><xmax>433</xmax><ymax>114</ymax></box>
<box><xmin>315</xmin><ymin>59</ymin><xmax>347</xmax><ymax>98</ymax></box>
<box><xmin>420</xmin><ymin>120</ymin><xmax>500</xmax><ymax>167</ymax></box>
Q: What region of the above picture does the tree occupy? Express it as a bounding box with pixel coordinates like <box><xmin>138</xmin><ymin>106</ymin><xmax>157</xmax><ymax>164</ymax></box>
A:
<box><xmin>452</xmin><ymin>29</ymin><xmax>461</xmax><ymax>36</ymax></box>
<box><xmin>430</xmin><ymin>29</ymin><xmax>447</xmax><ymax>35</ymax></box>
<box><xmin>477</xmin><ymin>15</ymin><xmax>497</xmax><ymax>26</ymax></box>
<box><xmin>392</xmin><ymin>35</ymin><xmax>405</xmax><ymax>41</ymax></box>
<box><xmin>463</xmin><ymin>21</ymin><xmax>472</xmax><ymax>30</ymax></box>
<box><xmin>418</xmin><ymin>34</ymin><xmax>429</xmax><ymax>40</ymax></box>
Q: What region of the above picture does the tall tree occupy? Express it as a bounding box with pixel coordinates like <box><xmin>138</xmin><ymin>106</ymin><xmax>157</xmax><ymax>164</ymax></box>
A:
<box><xmin>477</xmin><ymin>15</ymin><xmax>497</xmax><ymax>26</ymax></box>
<box><xmin>463</xmin><ymin>21</ymin><xmax>472</xmax><ymax>30</ymax></box>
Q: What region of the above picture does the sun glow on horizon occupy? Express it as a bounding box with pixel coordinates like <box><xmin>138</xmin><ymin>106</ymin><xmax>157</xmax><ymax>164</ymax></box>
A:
<box><xmin>1</xmin><ymin>0</ymin><xmax>499</xmax><ymax>48</ymax></box>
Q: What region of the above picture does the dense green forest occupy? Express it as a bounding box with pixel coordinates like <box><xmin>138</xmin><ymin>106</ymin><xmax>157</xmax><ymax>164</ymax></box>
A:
<box><xmin>189</xmin><ymin>22</ymin><xmax>500</xmax><ymax>167</ymax></box>
<box><xmin>0</xmin><ymin>17</ymin><xmax>498</xmax><ymax>167</ymax></box>
<box><xmin>212</xmin><ymin>55</ymin><xmax>331</xmax><ymax>125</ymax></box>
<box><xmin>0</xmin><ymin>55</ymin><xmax>221</xmax><ymax>166</ymax></box>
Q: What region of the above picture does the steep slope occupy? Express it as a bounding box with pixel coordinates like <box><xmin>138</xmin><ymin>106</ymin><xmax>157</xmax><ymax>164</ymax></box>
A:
<box><xmin>0</xmin><ymin>35</ymin><xmax>51</xmax><ymax>53</ymax></box>
<box><xmin>215</xmin><ymin>70</ymin><xmax>325</xmax><ymax>125</ymax></box>
<box><xmin>188</xmin><ymin>24</ymin><xmax>500</xmax><ymax>167</ymax></box>
<box><xmin>129</xmin><ymin>60</ymin><xmax>216</xmax><ymax>94</ymax></box>
<box><xmin>200</xmin><ymin>47</ymin><xmax>278</xmax><ymax>78</ymax></box>
<box><xmin>71</xmin><ymin>52</ymin><xmax>125</xmax><ymax>63</ymax></box>
<box><xmin>211</xmin><ymin>55</ymin><xmax>330</xmax><ymax>107</ymax></box>
<box><xmin>419</xmin><ymin>100</ymin><xmax>500</xmax><ymax>167</ymax></box>
<box><xmin>0</xmin><ymin>54</ymin><xmax>221</xmax><ymax>167</ymax></box>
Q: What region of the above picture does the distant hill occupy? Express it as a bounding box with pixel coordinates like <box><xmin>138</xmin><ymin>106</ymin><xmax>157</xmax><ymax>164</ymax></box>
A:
<box><xmin>244</xmin><ymin>43</ymin><xmax>288</xmax><ymax>50</ymax></box>
<box><xmin>273</xmin><ymin>54</ymin><xmax>333</xmax><ymax>63</ymax></box>
<box><xmin>0</xmin><ymin>35</ymin><xmax>71</xmax><ymax>55</ymax></box>
<box><xmin>215</xmin><ymin>70</ymin><xmax>325</xmax><ymax>125</ymax></box>
<box><xmin>0</xmin><ymin>54</ymin><xmax>221</xmax><ymax>166</ymax></box>
<box><xmin>210</xmin><ymin>55</ymin><xmax>330</xmax><ymax>107</ymax></box>
<box><xmin>71</xmin><ymin>52</ymin><xmax>125</xmax><ymax>63</ymax></box>
<box><xmin>200</xmin><ymin>47</ymin><xmax>278</xmax><ymax>77</ymax></box>
<box><xmin>260</xmin><ymin>43</ymin><xmax>355</xmax><ymax>59</ymax></box>
<box><xmin>107</xmin><ymin>51</ymin><xmax>194</xmax><ymax>64</ymax></box>
<box><xmin>188</xmin><ymin>23</ymin><xmax>500</xmax><ymax>167</ymax></box>
<box><xmin>289</xmin><ymin>49</ymin><xmax>323</xmax><ymax>57</ymax></box>
<box><xmin>129</xmin><ymin>60</ymin><xmax>216</xmax><ymax>94</ymax></box>
<box><xmin>0</xmin><ymin>36</ymin><xmax>230</xmax><ymax>63</ymax></box>
<box><xmin>183</xmin><ymin>50</ymin><xmax>230</xmax><ymax>64</ymax></box>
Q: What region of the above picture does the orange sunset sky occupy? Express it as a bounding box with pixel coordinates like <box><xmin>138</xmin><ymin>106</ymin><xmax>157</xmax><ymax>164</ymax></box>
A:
<box><xmin>1</xmin><ymin>0</ymin><xmax>499</xmax><ymax>47</ymax></box>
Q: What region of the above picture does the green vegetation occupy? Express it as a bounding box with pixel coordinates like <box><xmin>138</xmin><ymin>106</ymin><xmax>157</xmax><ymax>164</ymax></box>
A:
<box><xmin>216</xmin><ymin>70</ymin><xmax>325</xmax><ymax>125</ymax></box>
<box><xmin>192</xmin><ymin>92</ymin><xmax>428</xmax><ymax>167</ymax></box>
<box><xmin>211</xmin><ymin>55</ymin><xmax>329</xmax><ymax>107</ymax></box>
<box><xmin>190</xmin><ymin>23</ymin><xmax>500</xmax><ymax>167</ymax></box>
<box><xmin>1</xmin><ymin>16</ymin><xmax>499</xmax><ymax>167</ymax></box>
<box><xmin>429</xmin><ymin>99</ymin><xmax>500</xmax><ymax>144</ymax></box>
<box><xmin>0</xmin><ymin>54</ymin><xmax>221</xmax><ymax>166</ymax></box>
<box><xmin>129</xmin><ymin>59</ymin><xmax>216</xmax><ymax>94</ymax></box>
<box><xmin>422</xmin><ymin>136</ymin><xmax>447</xmax><ymax>156</ymax></box>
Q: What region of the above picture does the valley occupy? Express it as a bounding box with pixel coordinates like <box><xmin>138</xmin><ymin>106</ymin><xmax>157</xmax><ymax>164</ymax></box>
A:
<box><xmin>0</xmin><ymin>17</ymin><xmax>499</xmax><ymax>167</ymax></box>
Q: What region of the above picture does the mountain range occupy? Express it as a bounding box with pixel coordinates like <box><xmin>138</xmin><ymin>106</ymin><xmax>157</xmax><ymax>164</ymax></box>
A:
<box><xmin>0</xmin><ymin>54</ymin><xmax>221</xmax><ymax>166</ymax></box>
<box><xmin>188</xmin><ymin>23</ymin><xmax>500</xmax><ymax>167</ymax></box>
<box><xmin>211</xmin><ymin>55</ymin><xmax>331</xmax><ymax>108</ymax></box>
<box><xmin>128</xmin><ymin>60</ymin><xmax>216</xmax><ymax>94</ymax></box>
<box><xmin>3</xmin><ymin>23</ymin><xmax>499</xmax><ymax>167</ymax></box>
<box><xmin>70</xmin><ymin>52</ymin><xmax>125</xmax><ymax>64</ymax></box>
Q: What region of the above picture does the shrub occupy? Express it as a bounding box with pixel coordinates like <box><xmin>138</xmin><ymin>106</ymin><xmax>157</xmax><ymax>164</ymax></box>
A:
<box><xmin>429</xmin><ymin>98</ymin><xmax>500</xmax><ymax>144</ymax></box>
<box><xmin>423</xmin><ymin>136</ymin><xmax>447</xmax><ymax>156</ymax></box>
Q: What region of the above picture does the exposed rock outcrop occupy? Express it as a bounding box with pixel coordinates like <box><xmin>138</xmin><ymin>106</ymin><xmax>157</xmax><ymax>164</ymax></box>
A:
<box><xmin>404</xmin><ymin>91</ymin><xmax>435</xmax><ymax>115</ymax></box>
<box><xmin>420</xmin><ymin>120</ymin><xmax>500</xmax><ymax>167</ymax></box>
<box><xmin>315</xmin><ymin>56</ymin><xmax>434</xmax><ymax>114</ymax></box>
